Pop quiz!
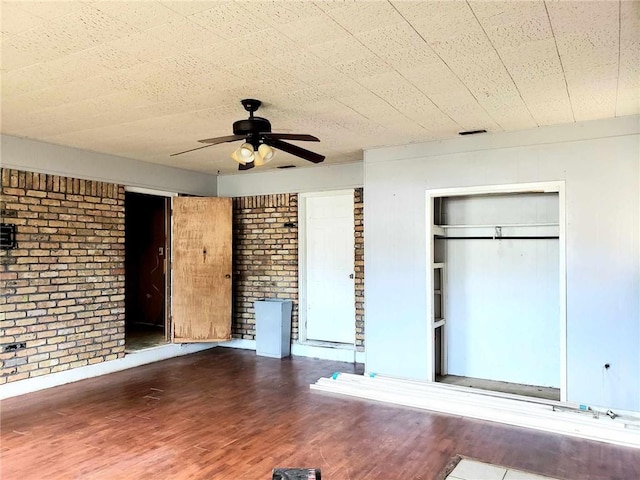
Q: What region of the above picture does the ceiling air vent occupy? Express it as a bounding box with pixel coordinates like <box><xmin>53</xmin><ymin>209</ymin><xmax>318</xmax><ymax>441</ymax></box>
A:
<box><xmin>458</xmin><ymin>129</ymin><xmax>487</xmax><ymax>136</ymax></box>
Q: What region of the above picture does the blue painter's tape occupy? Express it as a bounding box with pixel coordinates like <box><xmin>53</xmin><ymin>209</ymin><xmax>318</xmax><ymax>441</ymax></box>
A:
<box><xmin>369</xmin><ymin>372</ymin><xmax>377</xmax><ymax>378</ymax></box>
<box><xmin>579</xmin><ymin>404</ymin><xmax>588</xmax><ymax>411</ymax></box>
<box><xmin>331</xmin><ymin>372</ymin><xmax>340</xmax><ymax>380</ymax></box>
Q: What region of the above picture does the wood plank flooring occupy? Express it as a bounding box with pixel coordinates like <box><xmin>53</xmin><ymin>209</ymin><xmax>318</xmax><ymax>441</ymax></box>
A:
<box><xmin>1</xmin><ymin>348</ymin><xmax>638</xmax><ymax>480</ymax></box>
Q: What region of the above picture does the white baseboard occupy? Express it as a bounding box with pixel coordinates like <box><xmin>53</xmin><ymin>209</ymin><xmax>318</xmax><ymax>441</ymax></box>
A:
<box><xmin>220</xmin><ymin>339</ymin><xmax>366</xmax><ymax>364</ymax></box>
<box><xmin>218</xmin><ymin>338</ymin><xmax>257</xmax><ymax>350</ymax></box>
<box><xmin>292</xmin><ymin>343</ymin><xmax>364</xmax><ymax>363</ymax></box>
<box><xmin>0</xmin><ymin>343</ymin><xmax>216</xmax><ymax>399</ymax></box>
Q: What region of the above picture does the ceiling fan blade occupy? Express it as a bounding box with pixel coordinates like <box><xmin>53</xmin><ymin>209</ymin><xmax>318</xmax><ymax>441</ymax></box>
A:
<box><xmin>197</xmin><ymin>134</ymin><xmax>245</xmax><ymax>145</ymax></box>
<box><xmin>263</xmin><ymin>138</ymin><xmax>325</xmax><ymax>164</ymax></box>
<box><xmin>170</xmin><ymin>143</ymin><xmax>217</xmax><ymax>157</ymax></box>
<box><xmin>262</xmin><ymin>133</ymin><xmax>320</xmax><ymax>142</ymax></box>
<box><xmin>238</xmin><ymin>162</ymin><xmax>255</xmax><ymax>171</ymax></box>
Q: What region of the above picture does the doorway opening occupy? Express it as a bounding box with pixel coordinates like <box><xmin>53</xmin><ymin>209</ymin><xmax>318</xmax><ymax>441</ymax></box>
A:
<box><xmin>124</xmin><ymin>192</ymin><xmax>170</xmax><ymax>351</ymax></box>
<box><xmin>429</xmin><ymin>184</ymin><xmax>565</xmax><ymax>401</ymax></box>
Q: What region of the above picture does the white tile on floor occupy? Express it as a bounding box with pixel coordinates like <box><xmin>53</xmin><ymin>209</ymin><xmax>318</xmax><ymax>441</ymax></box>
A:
<box><xmin>449</xmin><ymin>459</ymin><xmax>507</xmax><ymax>480</ymax></box>
<box><xmin>504</xmin><ymin>469</ymin><xmax>559</xmax><ymax>480</ymax></box>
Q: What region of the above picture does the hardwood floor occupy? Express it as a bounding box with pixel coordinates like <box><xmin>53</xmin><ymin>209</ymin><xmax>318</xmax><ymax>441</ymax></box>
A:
<box><xmin>1</xmin><ymin>348</ymin><xmax>638</xmax><ymax>480</ymax></box>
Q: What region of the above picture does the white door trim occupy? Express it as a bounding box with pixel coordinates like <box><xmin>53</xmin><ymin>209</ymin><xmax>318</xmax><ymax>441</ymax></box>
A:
<box><xmin>298</xmin><ymin>189</ymin><xmax>355</xmax><ymax>345</ymax></box>
<box><xmin>425</xmin><ymin>181</ymin><xmax>567</xmax><ymax>401</ymax></box>
<box><xmin>125</xmin><ymin>186</ymin><xmax>178</xmax><ymax>197</ymax></box>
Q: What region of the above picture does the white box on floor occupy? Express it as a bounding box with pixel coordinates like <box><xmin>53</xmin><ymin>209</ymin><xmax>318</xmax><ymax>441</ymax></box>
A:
<box><xmin>254</xmin><ymin>299</ymin><xmax>292</xmax><ymax>358</ymax></box>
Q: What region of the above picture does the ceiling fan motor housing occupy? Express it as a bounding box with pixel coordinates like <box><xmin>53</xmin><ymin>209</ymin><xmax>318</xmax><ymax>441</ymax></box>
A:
<box><xmin>233</xmin><ymin>117</ymin><xmax>272</xmax><ymax>136</ymax></box>
<box><xmin>234</xmin><ymin>98</ymin><xmax>271</xmax><ymax>145</ymax></box>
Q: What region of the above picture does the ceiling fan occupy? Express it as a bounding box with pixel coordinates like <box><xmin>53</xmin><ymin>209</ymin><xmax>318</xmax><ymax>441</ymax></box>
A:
<box><xmin>171</xmin><ymin>99</ymin><xmax>325</xmax><ymax>170</ymax></box>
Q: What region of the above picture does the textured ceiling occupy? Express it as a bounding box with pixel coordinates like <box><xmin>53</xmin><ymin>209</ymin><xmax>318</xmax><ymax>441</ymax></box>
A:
<box><xmin>1</xmin><ymin>1</ymin><xmax>638</xmax><ymax>174</ymax></box>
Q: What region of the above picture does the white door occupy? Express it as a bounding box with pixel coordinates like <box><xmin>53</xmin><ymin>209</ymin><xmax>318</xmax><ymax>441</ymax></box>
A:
<box><xmin>304</xmin><ymin>191</ymin><xmax>355</xmax><ymax>344</ymax></box>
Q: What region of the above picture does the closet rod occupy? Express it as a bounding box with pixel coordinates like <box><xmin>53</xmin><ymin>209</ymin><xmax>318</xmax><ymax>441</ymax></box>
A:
<box><xmin>439</xmin><ymin>223</ymin><xmax>559</xmax><ymax>229</ymax></box>
<box><xmin>437</xmin><ymin>236</ymin><xmax>559</xmax><ymax>240</ymax></box>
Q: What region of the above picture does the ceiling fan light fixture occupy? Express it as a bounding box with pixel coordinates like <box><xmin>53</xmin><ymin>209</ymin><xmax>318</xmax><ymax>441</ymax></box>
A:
<box><xmin>231</xmin><ymin>143</ymin><xmax>255</xmax><ymax>164</ymax></box>
<box><xmin>256</xmin><ymin>143</ymin><xmax>275</xmax><ymax>166</ymax></box>
<box><xmin>254</xmin><ymin>155</ymin><xmax>265</xmax><ymax>167</ymax></box>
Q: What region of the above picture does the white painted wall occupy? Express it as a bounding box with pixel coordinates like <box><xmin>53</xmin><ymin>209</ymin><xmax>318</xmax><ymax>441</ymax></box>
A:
<box><xmin>217</xmin><ymin>162</ymin><xmax>363</xmax><ymax>197</ymax></box>
<box><xmin>364</xmin><ymin>116</ymin><xmax>640</xmax><ymax>411</ymax></box>
<box><xmin>1</xmin><ymin>135</ymin><xmax>218</xmax><ymax>195</ymax></box>
<box><xmin>442</xmin><ymin>193</ymin><xmax>560</xmax><ymax>387</ymax></box>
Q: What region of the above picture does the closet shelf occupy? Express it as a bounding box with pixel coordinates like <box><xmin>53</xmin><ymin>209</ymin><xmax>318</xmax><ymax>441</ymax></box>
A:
<box><xmin>437</xmin><ymin>223</ymin><xmax>559</xmax><ymax>229</ymax></box>
<box><xmin>432</xmin><ymin>226</ymin><xmax>445</xmax><ymax>236</ymax></box>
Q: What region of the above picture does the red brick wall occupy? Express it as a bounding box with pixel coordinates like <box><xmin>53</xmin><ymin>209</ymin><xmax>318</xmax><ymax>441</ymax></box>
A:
<box><xmin>354</xmin><ymin>188</ymin><xmax>364</xmax><ymax>351</ymax></box>
<box><xmin>0</xmin><ymin>169</ymin><xmax>125</xmax><ymax>384</ymax></box>
<box><xmin>232</xmin><ymin>194</ymin><xmax>299</xmax><ymax>340</ymax></box>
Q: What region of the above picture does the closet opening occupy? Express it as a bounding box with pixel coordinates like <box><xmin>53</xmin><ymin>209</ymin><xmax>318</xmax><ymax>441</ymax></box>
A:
<box><xmin>430</xmin><ymin>186</ymin><xmax>564</xmax><ymax>401</ymax></box>
<box><xmin>124</xmin><ymin>191</ymin><xmax>170</xmax><ymax>351</ymax></box>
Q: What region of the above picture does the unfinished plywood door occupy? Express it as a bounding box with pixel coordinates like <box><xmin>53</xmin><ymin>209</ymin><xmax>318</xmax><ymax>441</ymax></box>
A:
<box><xmin>172</xmin><ymin>197</ymin><xmax>232</xmax><ymax>342</ymax></box>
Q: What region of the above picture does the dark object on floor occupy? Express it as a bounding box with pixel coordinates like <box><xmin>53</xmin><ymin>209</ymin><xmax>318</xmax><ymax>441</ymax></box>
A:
<box><xmin>272</xmin><ymin>468</ymin><xmax>321</xmax><ymax>480</ymax></box>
